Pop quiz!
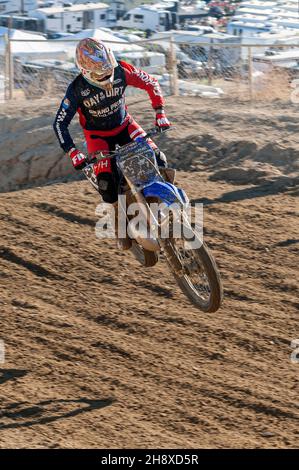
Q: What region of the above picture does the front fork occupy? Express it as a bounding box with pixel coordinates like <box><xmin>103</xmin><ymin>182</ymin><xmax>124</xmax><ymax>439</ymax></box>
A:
<box><xmin>125</xmin><ymin>177</ymin><xmax>184</xmax><ymax>273</ymax></box>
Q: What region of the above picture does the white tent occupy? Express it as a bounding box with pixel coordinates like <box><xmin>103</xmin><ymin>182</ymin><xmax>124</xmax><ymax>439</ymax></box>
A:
<box><xmin>70</xmin><ymin>29</ymin><xmax>144</xmax><ymax>53</ymax></box>
<box><xmin>151</xmin><ymin>30</ymin><xmax>238</xmax><ymax>45</ymax></box>
<box><xmin>0</xmin><ymin>28</ymin><xmax>67</xmax><ymax>61</ymax></box>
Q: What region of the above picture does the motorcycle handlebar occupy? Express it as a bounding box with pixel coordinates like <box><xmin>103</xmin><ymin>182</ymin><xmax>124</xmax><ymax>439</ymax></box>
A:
<box><xmin>145</xmin><ymin>126</ymin><xmax>174</xmax><ymax>138</ymax></box>
<box><xmin>85</xmin><ymin>126</ymin><xmax>174</xmax><ymax>166</ymax></box>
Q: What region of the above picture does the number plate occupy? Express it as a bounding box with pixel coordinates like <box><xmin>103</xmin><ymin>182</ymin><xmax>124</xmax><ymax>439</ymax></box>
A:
<box><xmin>117</xmin><ymin>141</ymin><xmax>159</xmax><ymax>189</ymax></box>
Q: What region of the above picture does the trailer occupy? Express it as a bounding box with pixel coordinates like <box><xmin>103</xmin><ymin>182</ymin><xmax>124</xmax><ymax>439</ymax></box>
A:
<box><xmin>117</xmin><ymin>5</ymin><xmax>176</xmax><ymax>32</ymax></box>
<box><xmin>31</xmin><ymin>2</ymin><xmax>111</xmax><ymax>34</ymax></box>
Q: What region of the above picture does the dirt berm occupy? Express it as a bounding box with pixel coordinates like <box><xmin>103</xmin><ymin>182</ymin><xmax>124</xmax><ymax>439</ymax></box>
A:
<box><xmin>0</xmin><ymin>96</ymin><xmax>298</xmax><ymax>448</ymax></box>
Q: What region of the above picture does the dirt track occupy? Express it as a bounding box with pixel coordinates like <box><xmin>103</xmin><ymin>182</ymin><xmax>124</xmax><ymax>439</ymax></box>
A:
<box><xmin>0</xmin><ymin>97</ymin><xmax>298</xmax><ymax>448</ymax></box>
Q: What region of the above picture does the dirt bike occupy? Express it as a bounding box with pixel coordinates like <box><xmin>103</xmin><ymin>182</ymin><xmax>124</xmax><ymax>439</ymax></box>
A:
<box><xmin>82</xmin><ymin>128</ymin><xmax>223</xmax><ymax>313</ymax></box>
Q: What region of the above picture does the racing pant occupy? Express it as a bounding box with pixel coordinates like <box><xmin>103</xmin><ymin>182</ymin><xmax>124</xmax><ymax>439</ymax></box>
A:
<box><xmin>84</xmin><ymin>117</ymin><xmax>167</xmax><ymax>203</ymax></box>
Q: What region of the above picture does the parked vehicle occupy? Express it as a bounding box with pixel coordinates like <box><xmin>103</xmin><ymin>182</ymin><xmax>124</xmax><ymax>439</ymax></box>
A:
<box><xmin>117</xmin><ymin>6</ymin><xmax>176</xmax><ymax>32</ymax></box>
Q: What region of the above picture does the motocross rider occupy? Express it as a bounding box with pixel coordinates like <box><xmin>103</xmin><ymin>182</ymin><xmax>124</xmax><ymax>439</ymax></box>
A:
<box><xmin>53</xmin><ymin>37</ymin><xmax>171</xmax><ymax>189</ymax></box>
<box><xmin>53</xmin><ymin>38</ymin><xmax>171</xmax><ymax>248</ymax></box>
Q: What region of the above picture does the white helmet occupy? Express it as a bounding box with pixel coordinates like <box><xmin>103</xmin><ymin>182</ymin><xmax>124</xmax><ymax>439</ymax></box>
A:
<box><xmin>76</xmin><ymin>38</ymin><xmax>117</xmax><ymax>91</ymax></box>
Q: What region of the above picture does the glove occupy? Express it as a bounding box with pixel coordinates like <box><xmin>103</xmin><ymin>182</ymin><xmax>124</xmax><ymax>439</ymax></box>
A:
<box><xmin>155</xmin><ymin>108</ymin><xmax>171</xmax><ymax>131</ymax></box>
<box><xmin>68</xmin><ymin>147</ymin><xmax>87</xmax><ymax>170</ymax></box>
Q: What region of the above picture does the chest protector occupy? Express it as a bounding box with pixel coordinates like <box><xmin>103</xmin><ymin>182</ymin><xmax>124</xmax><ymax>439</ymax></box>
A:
<box><xmin>74</xmin><ymin>64</ymin><xmax>128</xmax><ymax>131</ymax></box>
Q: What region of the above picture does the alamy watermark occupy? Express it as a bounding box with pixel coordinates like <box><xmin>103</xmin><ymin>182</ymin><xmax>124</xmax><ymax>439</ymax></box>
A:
<box><xmin>290</xmin><ymin>339</ymin><xmax>299</xmax><ymax>364</ymax></box>
<box><xmin>94</xmin><ymin>196</ymin><xmax>204</xmax><ymax>249</ymax></box>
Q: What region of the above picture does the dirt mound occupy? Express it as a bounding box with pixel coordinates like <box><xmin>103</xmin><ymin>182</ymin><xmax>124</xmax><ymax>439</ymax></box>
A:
<box><xmin>0</xmin><ymin>170</ymin><xmax>298</xmax><ymax>448</ymax></box>
<box><xmin>210</xmin><ymin>162</ymin><xmax>283</xmax><ymax>185</ymax></box>
<box><xmin>0</xmin><ymin>110</ymin><xmax>84</xmax><ymax>192</ymax></box>
<box><xmin>2</xmin><ymin>95</ymin><xmax>299</xmax><ymax>191</ymax></box>
<box><xmin>162</xmin><ymin>133</ymin><xmax>299</xmax><ymax>186</ymax></box>
<box><xmin>0</xmin><ymin>96</ymin><xmax>298</xmax><ymax>448</ymax></box>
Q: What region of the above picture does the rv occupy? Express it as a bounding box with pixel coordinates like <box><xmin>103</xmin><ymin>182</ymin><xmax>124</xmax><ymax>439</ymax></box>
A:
<box><xmin>31</xmin><ymin>2</ymin><xmax>112</xmax><ymax>34</ymax></box>
<box><xmin>117</xmin><ymin>5</ymin><xmax>176</xmax><ymax>32</ymax></box>
<box><xmin>0</xmin><ymin>0</ymin><xmax>37</xmax><ymax>14</ymax></box>
<box><xmin>0</xmin><ymin>14</ymin><xmax>44</xmax><ymax>32</ymax></box>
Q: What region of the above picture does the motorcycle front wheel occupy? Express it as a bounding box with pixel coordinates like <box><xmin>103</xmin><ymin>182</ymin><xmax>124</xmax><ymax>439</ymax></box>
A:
<box><xmin>164</xmin><ymin>225</ymin><xmax>223</xmax><ymax>312</ymax></box>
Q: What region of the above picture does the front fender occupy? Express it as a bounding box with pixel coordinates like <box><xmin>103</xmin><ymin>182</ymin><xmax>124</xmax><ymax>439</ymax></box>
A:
<box><xmin>143</xmin><ymin>181</ymin><xmax>189</xmax><ymax>207</ymax></box>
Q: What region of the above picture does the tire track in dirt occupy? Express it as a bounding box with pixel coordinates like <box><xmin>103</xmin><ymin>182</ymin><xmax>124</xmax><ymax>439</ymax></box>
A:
<box><xmin>0</xmin><ymin>100</ymin><xmax>298</xmax><ymax>447</ymax></box>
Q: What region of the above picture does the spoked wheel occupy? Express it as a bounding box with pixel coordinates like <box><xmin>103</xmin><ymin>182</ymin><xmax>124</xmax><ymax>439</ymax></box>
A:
<box><xmin>164</xmin><ymin>225</ymin><xmax>223</xmax><ymax>312</ymax></box>
<box><xmin>130</xmin><ymin>240</ymin><xmax>159</xmax><ymax>268</ymax></box>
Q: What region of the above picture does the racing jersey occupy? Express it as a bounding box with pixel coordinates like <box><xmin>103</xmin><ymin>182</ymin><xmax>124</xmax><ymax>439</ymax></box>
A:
<box><xmin>53</xmin><ymin>60</ymin><xmax>165</xmax><ymax>153</ymax></box>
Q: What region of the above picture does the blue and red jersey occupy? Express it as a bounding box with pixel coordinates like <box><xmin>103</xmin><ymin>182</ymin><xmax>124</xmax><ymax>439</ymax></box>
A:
<box><xmin>53</xmin><ymin>60</ymin><xmax>165</xmax><ymax>153</ymax></box>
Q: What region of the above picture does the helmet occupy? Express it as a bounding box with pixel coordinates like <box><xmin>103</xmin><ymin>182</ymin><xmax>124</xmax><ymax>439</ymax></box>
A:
<box><xmin>75</xmin><ymin>38</ymin><xmax>117</xmax><ymax>91</ymax></box>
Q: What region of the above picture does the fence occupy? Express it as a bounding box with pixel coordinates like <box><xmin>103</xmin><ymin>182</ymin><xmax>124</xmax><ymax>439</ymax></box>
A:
<box><xmin>0</xmin><ymin>51</ymin><xmax>4</xmax><ymax>102</ymax></box>
<box><xmin>1</xmin><ymin>35</ymin><xmax>299</xmax><ymax>104</ymax></box>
